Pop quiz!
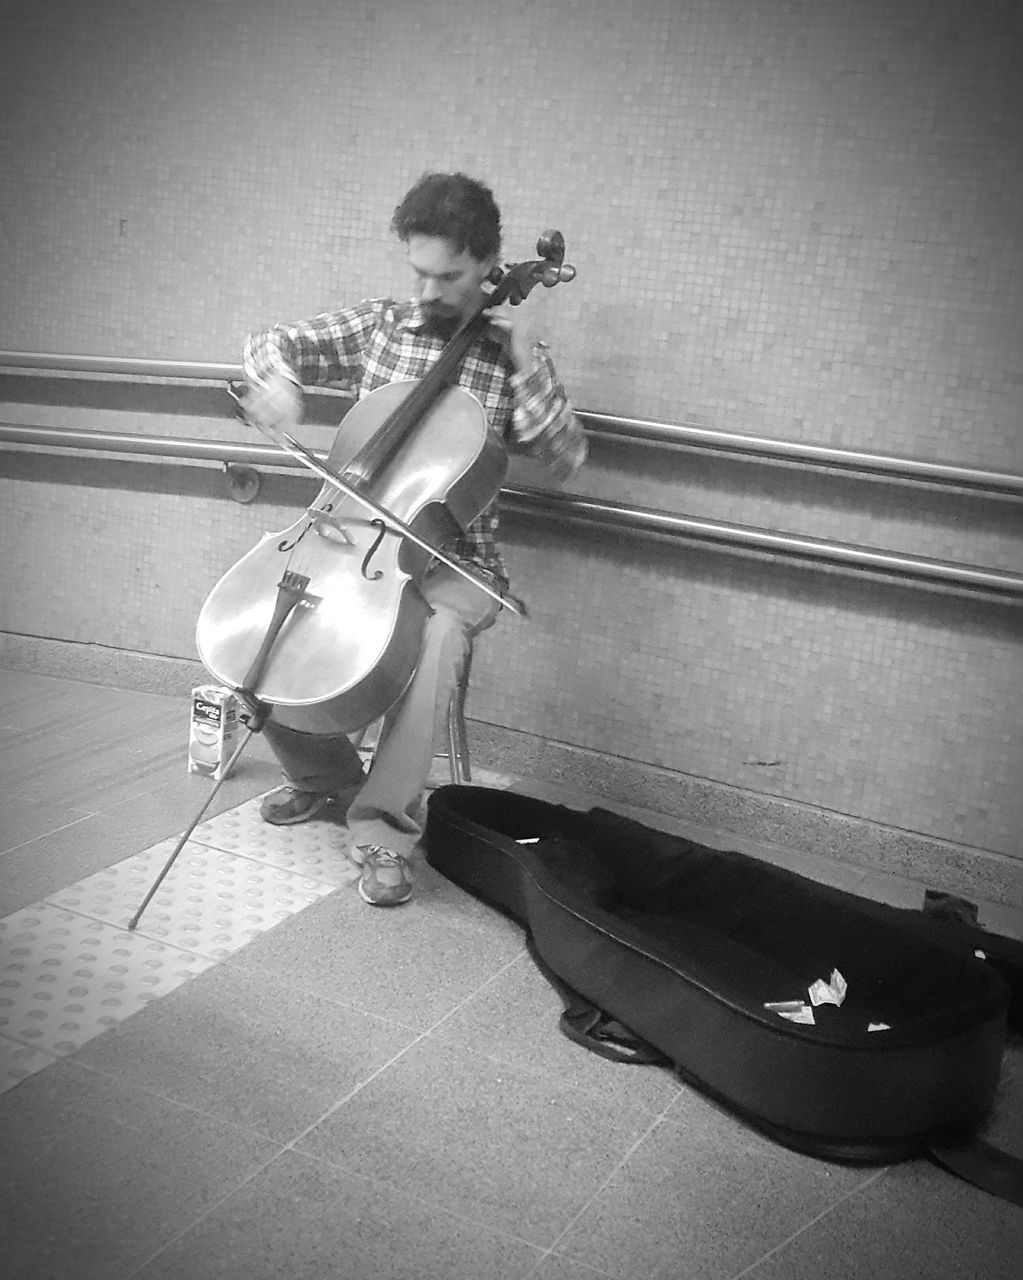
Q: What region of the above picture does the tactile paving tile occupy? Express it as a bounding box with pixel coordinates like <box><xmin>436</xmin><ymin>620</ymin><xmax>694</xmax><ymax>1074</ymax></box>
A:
<box><xmin>0</xmin><ymin>1033</ymin><xmax>56</xmax><ymax>1093</ymax></box>
<box><xmin>0</xmin><ymin>772</ymin><xmax>520</xmax><ymax>1099</ymax></box>
<box><xmin>189</xmin><ymin>771</ymin><xmax>517</xmax><ymax>881</ymax></box>
<box><xmin>191</xmin><ymin>799</ymin><xmax>361</xmax><ymax>885</ymax></box>
<box><xmin>46</xmin><ymin>841</ymin><xmax>337</xmax><ymax>959</ymax></box>
<box><xmin>0</xmin><ymin>904</ymin><xmax>215</xmax><ymax>1058</ymax></box>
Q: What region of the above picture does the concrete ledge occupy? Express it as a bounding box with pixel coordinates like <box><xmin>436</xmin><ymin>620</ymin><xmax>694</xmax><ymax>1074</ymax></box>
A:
<box><xmin>0</xmin><ymin>634</ymin><xmax>204</xmax><ymax>698</ymax></box>
<box><xmin>3</xmin><ymin>632</ymin><xmax>1019</xmax><ymax>909</ymax></box>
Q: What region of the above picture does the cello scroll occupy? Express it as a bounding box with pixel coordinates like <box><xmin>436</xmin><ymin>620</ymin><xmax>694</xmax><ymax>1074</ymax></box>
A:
<box><xmin>496</xmin><ymin>231</ymin><xmax>577</xmax><ymax>306</ymax></box>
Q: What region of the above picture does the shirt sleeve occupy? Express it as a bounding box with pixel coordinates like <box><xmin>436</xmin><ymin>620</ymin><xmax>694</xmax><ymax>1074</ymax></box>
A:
<box><xmin>242</xmin><ymin>300</ymin><xmax>384</xmax><ymax>392</ymax></box>
<box><xmin>506</xmin><ymin>343</ymin><xmax>587</xmax><ymax>482</ymax></box>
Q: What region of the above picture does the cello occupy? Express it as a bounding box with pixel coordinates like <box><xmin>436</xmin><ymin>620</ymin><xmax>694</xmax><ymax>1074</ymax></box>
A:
<box><xmin>195</xmin><ymin>231</ymin><xmax>576</xmax><ymax>737</ymax></box>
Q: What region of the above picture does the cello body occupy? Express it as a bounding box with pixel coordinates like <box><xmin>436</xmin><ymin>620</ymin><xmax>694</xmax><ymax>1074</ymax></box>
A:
<box><xmin>196</xmin><ymin>378</ymin><xmax>506</xmax><ymax>734</ymax></box>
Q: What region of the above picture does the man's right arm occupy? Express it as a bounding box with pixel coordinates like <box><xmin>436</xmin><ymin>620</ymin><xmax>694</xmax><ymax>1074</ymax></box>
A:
<box><xmin>240</xmin><ymin>302</ymin><xmax>381</xmax><ymax>431</ymax></box>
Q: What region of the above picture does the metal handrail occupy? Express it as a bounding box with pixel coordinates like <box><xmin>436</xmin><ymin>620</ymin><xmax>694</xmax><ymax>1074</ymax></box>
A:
<box><xmin>2</xmin><ymin>421</ymin><xmax>1020</xmax><ymax>598</ymax></box>
<box><xmin>501</xmin><ymin>487</ymin><xmax>1023</xmax><ymax>598</ymax></box>
<box><xmin>581</xmin><ymin>411</ymin><xmax>1023</xmax><ymax>497</ymax></box>
<box><xmin>1</xmin><ymin>349</ymin><xmax>1020</xmax><ymax>496</ymax></box>
<box><xmin>0</xmin><ymin>351</ymin><xmax>241</xmax><ymax>382</ymax></box>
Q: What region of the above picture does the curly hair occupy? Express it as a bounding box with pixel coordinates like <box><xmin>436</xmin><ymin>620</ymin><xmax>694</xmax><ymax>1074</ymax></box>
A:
<box><xmin>391</xmin><ymin>172</ymin><xmax>502</xmax><ymax>262</ymax></box>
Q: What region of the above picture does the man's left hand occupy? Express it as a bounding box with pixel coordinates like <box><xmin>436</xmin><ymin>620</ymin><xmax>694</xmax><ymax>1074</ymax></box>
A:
<box><xmin>486</xmin><ymin>306</ymin><xmax>539</xmax><ymax>374</ymax></box>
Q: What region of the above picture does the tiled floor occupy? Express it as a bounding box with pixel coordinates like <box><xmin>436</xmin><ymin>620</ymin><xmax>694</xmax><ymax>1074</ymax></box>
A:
<box><xmin>0</xmin><ymin>670</ymin><xmax>1020</xmax><ymax>1280</ymax></box>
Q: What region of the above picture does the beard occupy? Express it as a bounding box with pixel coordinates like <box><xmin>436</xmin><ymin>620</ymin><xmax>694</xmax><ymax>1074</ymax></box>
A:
<box><xmin>419</xmin><ymin>307</ymin><xmax>463</xmax><ymax>340</ymax></box>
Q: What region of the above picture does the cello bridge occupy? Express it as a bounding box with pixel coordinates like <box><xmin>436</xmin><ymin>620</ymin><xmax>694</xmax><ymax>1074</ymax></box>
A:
<box><xmin>305</xmin><ymin>508</ymin><xmax>355</xmax><ymax>545</ymax></box>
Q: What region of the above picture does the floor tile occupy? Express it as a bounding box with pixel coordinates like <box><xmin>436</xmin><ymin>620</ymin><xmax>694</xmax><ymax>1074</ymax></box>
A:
<box><xmin>526</xmin><ymin>1256</ymin><xmax>616</xmax><ymax>1280</ymax></box>
<box><xmin>296</xmin><ymin>1035</ymin><xmax>658</xmax><ymax>1248</ymax></box>
<box><xmin>3</xmin><ymin>672</ymin><xmax>1021</xmax><ymax>1280</ymax></box>
<box><xmin>430</xmin><ymin>950</ymin><xmax>683</xmax><ymax>1115</ymax></box>
<box><xmin>74</xmin><ymin>962</ymin><xmax>420</xmax><ymax>1143</ymax></box>
<box><xmin>0</xmin><ymin>903</ymin><xmax>214</xmax><ymax>1057</ymax></box>
<box><xmin>4</xmin><ymin>1240</ymin><xmax>70</xmax><ymax>1280</ymax></box>
<box><xmin>0</xmin><ymin>793</ymin><xmax>95</xmax><ymax>855</ymax></box>
<box><xmin>412</xmin><ymin>845</ymin><xmax>538</xmax><ymax>937</ymax></box>
<box><xmin>854</xmin><ymin>870</ymin><xmax>926</xmax><ymax>910</ymax></box>
<box><xmin>0</xmin><ymin>685</ymin><xmax>175</xmax><ymax>797</ymax></box>
<box><xmin>8</xmin><ymin>729</ymin><xmax>194</xmax><ymax>811</ymax></box>
<box><xmin>0</xmin><ymin>763</ymin><xmax>278</xmax><ymax>919</ymax></box>
<box><xmin>190</xmin><ymin>795</ymin><xmax>362</xmax><ymax>885</ymax></box>
<box><xmin>228</xmin><ymin>886</ymin><xmax>527</xmax><ymax>1030</ymax></box>
<box><xmin>181</xmin><ymin>763</ymin><xmax>515</xmax><ymax>882</ymax></box>
<box><xmin>131</xmin><ymin>1150</ymin><xmax>544</xmax><ymax>1280</ymax></box>
<box><xmin>46</xmin><ymin>839</ymin><xmax>336</xmax><ymax>958</ymax></box>
<box><xmin>0</xmin><ymin>1031</ymin><xmax>56</xmax><ymax>1095</ymax></box>
<box><xmin>979</xmin><ymin>899</ymin><xmax>1023</xmax><ymax>942</ymax></box>
<box><xmin>748</xmin><ymin>842</ymin><xmax>870</xmax><ymax>891</ymax></box>
<box><xmin>550</xmin><ymin>1095</ymin><xmax>878</xmax><ymax>1280</ymax></box>
<box><xmin>0</xmin><ymin>1058</ymin><xmax>279</xmax><ymax>1280</ymax></box>
<box><xmin>744</xmin><ymin>1156</ymin><xmax>1023</xmax><ymax>1280</ymax></box>
<box><xmin>978</xmin><ymin>1038</ymin><xmax>1022</xmax><ymax>1157</ymax></box>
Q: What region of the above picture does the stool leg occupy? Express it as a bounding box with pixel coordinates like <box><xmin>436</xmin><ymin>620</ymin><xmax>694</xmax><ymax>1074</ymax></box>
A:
<box><xmin>447</xmin><ymin>649</ymin><xmax>473</xmax><ymax>785</ymax></box>
<box><xmin>447</xmin><ymin>675</ymin><xmax>471</xmax><ymax>784</ymax></box>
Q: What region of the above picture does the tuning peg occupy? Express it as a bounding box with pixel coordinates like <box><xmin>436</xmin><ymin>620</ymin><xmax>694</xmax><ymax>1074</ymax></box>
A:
<box><xmin>541</xmin><ymin>262</ymin><xmax>576</xmax><ymax>287</ymax></box>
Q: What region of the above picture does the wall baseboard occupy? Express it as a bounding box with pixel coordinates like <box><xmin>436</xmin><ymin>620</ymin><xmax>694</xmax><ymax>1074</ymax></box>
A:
<box><xmin>0</xmin><ymin>633</ymin><xmax>205</xmax><ymax>698</ymax></box>
<box><xmin>3</xmin><ymin>632</ymin><xmax>1018</xmax><ymax>909</ymax></box>
<box><xmin>465</xmin><ymin>722</ymin><xmax>1022</xmax><ymax>911</ymax></box>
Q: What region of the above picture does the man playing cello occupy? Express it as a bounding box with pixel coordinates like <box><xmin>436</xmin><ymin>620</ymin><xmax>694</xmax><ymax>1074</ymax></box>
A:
<box><xmin>237</xmin><ymin>171</ymin><xmax>586</xmax><ymax>906</ymax></box>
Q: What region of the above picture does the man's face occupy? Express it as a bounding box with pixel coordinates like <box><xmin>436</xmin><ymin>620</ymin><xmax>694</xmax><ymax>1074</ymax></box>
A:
<box><xmin>406</xmin><ymin>234</ymin><xmax>496</xmax><ymax>325</ymax></box>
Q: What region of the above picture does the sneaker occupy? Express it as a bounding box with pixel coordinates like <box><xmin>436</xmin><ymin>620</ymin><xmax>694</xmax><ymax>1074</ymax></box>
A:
<box><xmin>259</xmin><ymin>786</ymin><xmax>332</xmax><ymax>826</ymax></box>
<box><xmin>356</xmin><ymin>845</ymin><xmax>413</xmax><ymax>907</ymax></box>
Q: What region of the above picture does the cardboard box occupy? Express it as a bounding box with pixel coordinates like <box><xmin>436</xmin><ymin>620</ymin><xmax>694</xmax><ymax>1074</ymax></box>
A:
<box><xmin>188</xmin><ymin>685</ymin><xmax>240</xmax><ymax>780</ymax></box>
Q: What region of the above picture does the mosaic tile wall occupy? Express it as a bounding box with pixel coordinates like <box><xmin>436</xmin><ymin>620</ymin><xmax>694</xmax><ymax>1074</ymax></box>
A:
<box><xmin>1</xmin><ymin>1</ymin><xmax>1021</xmax><ymax>865</ymax></box>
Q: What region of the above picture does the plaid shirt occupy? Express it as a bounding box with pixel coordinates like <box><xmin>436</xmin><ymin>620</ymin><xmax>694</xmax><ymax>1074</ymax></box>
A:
<box><xmin>243</xmin><ymin>298</ymin><xmax>586</xmax><ymax>586</ymax></box>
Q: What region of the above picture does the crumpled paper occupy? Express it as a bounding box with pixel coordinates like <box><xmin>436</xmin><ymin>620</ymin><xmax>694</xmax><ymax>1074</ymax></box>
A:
<box><xmin>808</xmin><ymin>968</ymin><xmax>847</xmax><ymax>1008</ymax></box>
<box><xmin>765</xmin><ymin>967</ymin><xmax>849</xmax><ymax>1026</ymax></box>
<box><xmin>765</xmin><ymin>969</ymin><xmax>895</xmax><ymax>1031</ymax></box>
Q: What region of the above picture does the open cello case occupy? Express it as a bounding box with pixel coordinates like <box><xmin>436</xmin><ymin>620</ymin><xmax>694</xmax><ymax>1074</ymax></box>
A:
<box><xmin>424</xmin><ymin>785</ymin><xmax>1023</xmax><ymax>1203</ymax></box>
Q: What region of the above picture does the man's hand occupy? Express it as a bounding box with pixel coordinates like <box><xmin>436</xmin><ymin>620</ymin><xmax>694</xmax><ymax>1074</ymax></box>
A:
<box><xmin>486</xmin><ymin>306</ymin><xmax>540</xmax><ymax>375</ymax></box>
<box><xmin>240</xmin><ymin>372</ymin><xmax>303</xmax><ymax>434</ymax></box>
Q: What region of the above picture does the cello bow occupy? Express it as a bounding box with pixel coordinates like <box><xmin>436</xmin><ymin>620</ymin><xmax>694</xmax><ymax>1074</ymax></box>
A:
<box><xmin>230</xmin><ymin>388</ymin><xmax>524</xmax><ymax>618</ymax></box>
